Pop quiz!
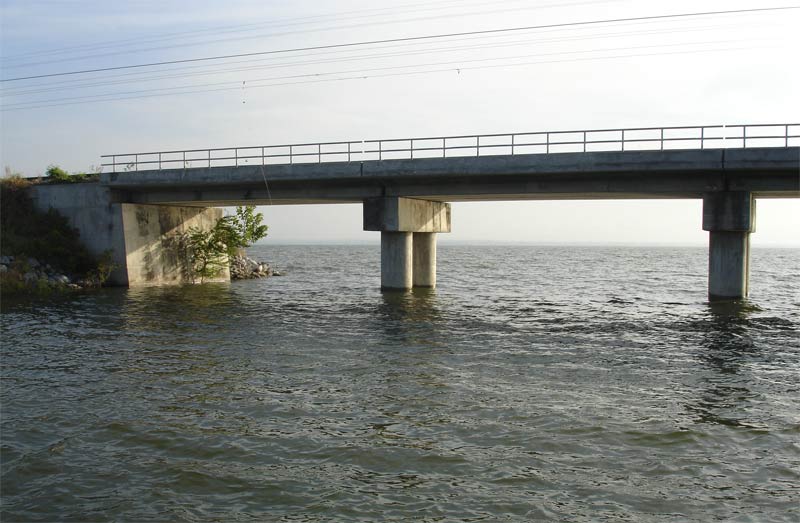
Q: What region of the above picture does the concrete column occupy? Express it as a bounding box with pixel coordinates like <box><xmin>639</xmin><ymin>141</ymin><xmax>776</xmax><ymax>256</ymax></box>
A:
<box><xmin>708</xmin><ymin>231</ymin><xmax>750</xmax><ymax>299</ymax></box>
<box><xmin>365</xmin><ymin>197</ymin><xmax>451</xmax><ymax>291</ymax></box>
<box><xmin>413</xmin><ymin>232</ymin><xmax>437</xmax><ymax>288</ymax></box>
<box><xmin>381</xmin><ymin>232</ymin><xmax>413</xmax><ymax>290</ymax></box>
<box><xmin>703</xmin><ymin>192</ymin><xmax>755</xmax><ymax>300</ymax></box>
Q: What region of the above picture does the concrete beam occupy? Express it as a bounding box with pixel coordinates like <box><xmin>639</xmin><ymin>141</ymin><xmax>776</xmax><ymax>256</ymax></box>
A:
<box><xmin>703</xmin><ymin>192</ymin><xmax>756</xmax><ymax>232</ymax></box>
<box><xmin>364</xmin><ymin>197</ymin><xmax>451</xmax><ymax>232</ymax></box>
<box><xmin>102</xmin><ymin>148</ymin><xmax>800</xmax><ymax>189</ymax></box>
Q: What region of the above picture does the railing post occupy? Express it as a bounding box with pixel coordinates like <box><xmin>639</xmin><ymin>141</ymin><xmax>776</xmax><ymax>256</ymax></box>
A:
<box><xmin>290</xmin><ymin>145</ymin><xmax>293</xmax><ymax>164</ymax></box>
<box><xmin>112</xmin><ymin>156</ymin><xmax>116</xmax><ymax>172</ymax></box>
<box><xmin>442</xmin><ymin>137</ymin><xmax>446</xmax><ymax>158</ymax></box>
<box><xmin>410</xmin><ymin>139</ymin><xmax>414</xmax><ymax>159</ymax></box>
<box><xmin>158</xmin><ymin>153</ymin><xmax>162</xmax><ymax>170</ymax></box>
<box><xmin>511</xmin><ymin>134</ymin><xmax>515</xmax><ymax>155</ymax></box>
<box><xmin>660</xmin><ymin>128</ymin><xmax>664</xmax><ymax>151</ymax></box>
<box><xmin>701</xmin><ymin>127</ymin><xmax>705</xmax><ymax>150</ymax></box>
<box><xmin>208</xmin><ymin>150</ymin><xmax>211</xmax><ymax>168</ymax></box>
<box><xmin>235</xmin><ymin>149</ymin><xmax>238</xmax><ymax>167</ymax></box>
<box><xmin>476</xmin><ymin>136</ymin><xmax>480</xmax><ymax>156</ymax></box>
<box><xmin>786</xmin><ymin>124</ymin><xmax>790</xmax><ymax>147</ymax></box>
<box><xmin>183</xmin><ymin>151</ymin><xmax>186</xmax><ymax>168</ymax></box>
<box><xmin>621</xmin><ymin>130</ymin><xmax>625</xmax><ymax>152</ymax></box>
<box><xmin>379</xmin><ymin>141</ymin><xmax>382</xmax><ymax>161</ymax></box>
<box><xmin>135</xmin><ymin>154</ymin><xmax>139</xmax><ymax>172</ymax></box>
<box><xmin>318</xmin><ymin>143</ymin><xmax>322</xmax><ymax>163</ymax></box>
<box><xmin>262</xmin><ymin>146</ymin><xmax>265</xmax><ymax>165</ymax></box>
<box><xmin>546</xmin><ymin>133</ymin><xmax>550</xmax><ymax>154</ymax></box>
<box><xmin>583</xmin><ymin>131</ymin><xmax>587</xmax><ymax>152</ymax></box>
<box><xmin>743</xmin><ymin>126</ymin><xmax>747</xmax><ymax>148</ymax></box>
<box><xmin>348</xmin><ymin>142</ymin><xmax>351</xmax><ymax>162</ymax></box>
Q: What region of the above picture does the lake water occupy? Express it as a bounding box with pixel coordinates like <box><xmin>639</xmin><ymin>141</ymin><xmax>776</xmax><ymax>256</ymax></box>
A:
<box><xmin>1</xmin><ymin>245</ymin><xmax>798</xmax><ymax>522</ymax></box>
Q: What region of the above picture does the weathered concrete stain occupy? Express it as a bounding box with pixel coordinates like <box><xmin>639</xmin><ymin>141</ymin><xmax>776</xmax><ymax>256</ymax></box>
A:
<box><xmin>135</xmin><ymin>207</ymin><xmax>150</xmax><ymax>237</ymax></box>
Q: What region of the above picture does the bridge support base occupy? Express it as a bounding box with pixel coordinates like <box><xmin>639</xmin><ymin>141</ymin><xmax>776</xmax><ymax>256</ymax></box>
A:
<box><xmin>365</xmin><ymin>197</ymin><xmax>451</xmax><ymax>290</ymax></box>
<box><xmin>29</xmin><ymin>183</ymin><xmax>228</xmax><ymax>286</ymax></box>
<box><xmin>703</xmin><ymin>192</ymin><xmax>755</xmax><ymax>300</ymax></box>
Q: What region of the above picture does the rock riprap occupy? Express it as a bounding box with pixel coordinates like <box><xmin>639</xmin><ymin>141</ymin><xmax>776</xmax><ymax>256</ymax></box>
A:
<box><xmin>229</xmin><ymin>254</ymin><xmax>282</xmax><ymax>280</ymax></box>
<box><xmin>0</xmin><ymin>255</ymin><xmax>97</xmax><ymax>290</ymax></box>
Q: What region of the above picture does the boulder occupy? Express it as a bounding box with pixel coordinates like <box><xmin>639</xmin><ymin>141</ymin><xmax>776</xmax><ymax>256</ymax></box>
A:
<box><xmin>230</xmin><ymin>254</ymin><xmax>280</xmax><ymax>280</ymax></box>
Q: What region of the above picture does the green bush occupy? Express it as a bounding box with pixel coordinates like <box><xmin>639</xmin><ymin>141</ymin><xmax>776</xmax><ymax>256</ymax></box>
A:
<box><xmin>45</xmin><ymin>165</ymin><xmax>98</xmax><ymax>184</ymax></box>
<box><xmin>182</xmin><ymin>206</ymin><xmax>269</xmax><ymax>283</ymax></box>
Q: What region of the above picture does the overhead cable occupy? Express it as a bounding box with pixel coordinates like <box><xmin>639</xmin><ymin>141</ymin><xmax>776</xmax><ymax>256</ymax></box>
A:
<box><xmin>2</xmin><ymin>6</ymin><xmax>796</xmax><ymax>83</ymax></box>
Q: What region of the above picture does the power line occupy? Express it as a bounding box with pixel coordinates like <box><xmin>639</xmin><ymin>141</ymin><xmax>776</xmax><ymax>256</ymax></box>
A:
<box><xmin>4</xmin><ymin>40</ymin><xmax>744</xmax><ymax>106</ymax></box>
<box><xmin>4</xmin><ymin>16</ymin><xmax>750</xmax><ymax>94</ymax></box>
<box><xmin>2</xmin><ymin>22</ymin><xmax>747</xmax><ymax>97</ymax></box>
<box><xmin>2</xmin><ymin>6</ymin><xmax>795</xmax><ymax>83</ymax></box>
<box><xmin>1</xmin><ymin>0</ymin><xmax>618</xmax><ymax>68</ymax></box>
<box><xmin>0</xmin><ymin>43</ymin><xmax>770</xmax><ymax>112</ymax></box>
<box><xmin>0</xmin><ymin>0</ymin><xmax>478</xmax><ymax>61</ymax></box>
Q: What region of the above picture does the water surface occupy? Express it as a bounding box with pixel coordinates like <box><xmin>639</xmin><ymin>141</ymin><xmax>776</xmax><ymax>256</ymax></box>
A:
<box><xmin>2</xmin><ymin>245</ymin><xmax>798</xmax><ymax>521</ymax></box>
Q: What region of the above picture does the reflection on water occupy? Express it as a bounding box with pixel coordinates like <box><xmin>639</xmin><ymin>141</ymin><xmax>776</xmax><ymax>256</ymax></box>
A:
<box><xmin>684</xmin><ymin>301</ymin><xmax>762</xmax><ymax>428</ymax></box>
<box><xmin>2</xmin><ymin>245</ymin><xmax>799</xmax><ymax>522</ymax></box>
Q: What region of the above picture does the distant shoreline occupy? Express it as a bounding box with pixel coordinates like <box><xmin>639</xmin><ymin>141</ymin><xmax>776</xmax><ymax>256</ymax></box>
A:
<box><xmin>251</xmin><ymin>241</ymin><xmax>800</xmax><ymax>249</ymax></box>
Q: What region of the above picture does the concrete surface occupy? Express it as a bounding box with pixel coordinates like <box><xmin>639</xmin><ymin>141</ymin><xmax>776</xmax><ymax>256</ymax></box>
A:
<box><xmin>412</xmin><ymin>233</ymin><xmax>437</xmax><ymax>288</ymax></box>
<box><xmin>364</xmin><ymin>197</ymin><xmax>451</xmax><ymax>232</ymax></box>
<box><xmin>703</xmin><ymin>192</ymin><xmax>756</xmax><ymax>299</ymax></box>
<box><xmin>30</xmin><ymin>183</ymin><xmax>228</xmax><ymax>286</ymax></box>
<box><xmin>709</xmin><ymin>231</ymin><xmax>751</xmax><ymax>300</ymax></box>
<box><xmin>121</xmin><ymin>204</ymin><xmax>229</xmax><ymax>286</ymax></box>
<box><xmin>31</xmin><ymin>183</ymin><xmax>129</xmax><ymax>285</ymax></box>
<box><xmin>102</xmin><ymin>147</ymin><xmax>799</xmax><ymax>206</ymax></box>
<box><xmin>381</xmin><ymin>232</ymin><xmax>413</xmax><ymax>290</ymax></box>
<box><xmin>703</xmin><ymin>192</ymin><xmax>756</xmax><ymax>232</ymax></box>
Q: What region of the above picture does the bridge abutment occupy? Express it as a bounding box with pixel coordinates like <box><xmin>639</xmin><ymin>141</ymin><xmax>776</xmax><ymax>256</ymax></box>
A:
<box><xmin>703</xmin><ymin>192</ymin><xmax>756</xmax><ymax>300</ymax></box>
<box><xmin>364</xmin><ymin>197</ymin><xmax>451</xmax><ymax>290</ymax></box>
<box><xmin>30</xmin><ymin>183</ymin><xmax>228</xmax><ymax>286</ymax></box>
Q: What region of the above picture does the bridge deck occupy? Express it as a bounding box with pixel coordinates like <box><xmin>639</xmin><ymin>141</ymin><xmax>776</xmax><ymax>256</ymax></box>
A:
<box><xmin>101</xmin><ymin>147</ymin><xmax>800</xmax><ymax>206</ymax></box>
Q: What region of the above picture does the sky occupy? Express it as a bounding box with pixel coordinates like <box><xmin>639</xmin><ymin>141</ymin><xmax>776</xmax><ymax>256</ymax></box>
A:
<box><xmin>1</xmin><ymin>0</ymin><xmax>798</xmax><ymax>246</ymax></box>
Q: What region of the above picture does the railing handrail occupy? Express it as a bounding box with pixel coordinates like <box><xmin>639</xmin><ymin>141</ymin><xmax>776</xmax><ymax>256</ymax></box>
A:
<box><xmin>101</xmin><ymin>123</ymin><xmax>800</xmax><ymax>172</ymax></box>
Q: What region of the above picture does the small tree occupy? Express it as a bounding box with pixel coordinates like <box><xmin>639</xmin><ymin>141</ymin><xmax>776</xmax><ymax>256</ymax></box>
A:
<box><xmin>231</xmin><ymin>205</ymin><xmax>269</xmax><ymax>253</ymax></box>
<box><xmin>182</xmin><ymin>206</ymin><xmax>268</xmax><ymax>283</ymax></box>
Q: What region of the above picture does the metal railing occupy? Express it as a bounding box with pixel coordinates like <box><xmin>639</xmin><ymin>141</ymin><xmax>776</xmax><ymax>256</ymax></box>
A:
<box><xmin>101</xmin><ymin>123</ymin><xmax>799</xmax><ymax>173</ymax></box>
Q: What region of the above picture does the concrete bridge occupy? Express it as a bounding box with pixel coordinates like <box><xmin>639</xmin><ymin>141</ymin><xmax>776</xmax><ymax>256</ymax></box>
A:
<box><xmin>32</xmin><ymin>123</ymin><xmax>799</xmax><ymax>300</ymax></box>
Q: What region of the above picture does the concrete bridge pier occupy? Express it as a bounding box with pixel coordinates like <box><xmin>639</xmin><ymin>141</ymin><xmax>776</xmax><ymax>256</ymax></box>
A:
<box><xmin>703</xmin><ymin>192</ymin><xmax>756</xmax><ymax>300</ymax></box>
<box><xmin>364</xmin><ymin>197</ymin><xmax>451</xmax><ymax>290</ymax></box>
